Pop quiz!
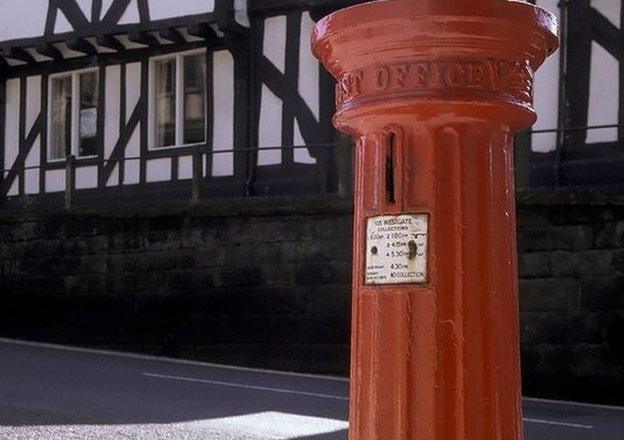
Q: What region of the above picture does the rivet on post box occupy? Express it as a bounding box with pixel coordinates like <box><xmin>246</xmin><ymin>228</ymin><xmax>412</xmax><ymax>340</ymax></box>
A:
<box><xmin>312</xmin><ymin>1</ymin><xmax>559</xmax><ymax>439</ymax></box>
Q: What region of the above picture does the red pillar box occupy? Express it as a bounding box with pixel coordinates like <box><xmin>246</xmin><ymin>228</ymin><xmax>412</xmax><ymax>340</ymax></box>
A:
<box><xmin>312</xmin><ymin>1</ymin><xmax>558</xmax><ymax>439</ymax></box>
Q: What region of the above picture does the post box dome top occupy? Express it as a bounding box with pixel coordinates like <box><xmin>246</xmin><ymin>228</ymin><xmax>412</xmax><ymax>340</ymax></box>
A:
<box><xmin>312</xmin><ymin>0</ymin><xmax>558</xmax><ymax>79</ymax></box>
<box><xmin>312</xmin><ymin>0</ymin><xmax>559</xmax><ymax>131</ymax></box>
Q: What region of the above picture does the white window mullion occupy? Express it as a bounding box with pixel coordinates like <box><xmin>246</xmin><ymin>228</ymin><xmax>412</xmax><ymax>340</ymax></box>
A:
<box><xmin>148</xmin><ymin>60</ymin><xmax>155</xmax><ymax>149</ymax></box>
<box><xmin>71</xmin><ymin>73</ymin><xmax>80</xmax><ymax>157</ymax></box>
<box><xmin>175</xmin><ymin>54</ymin><xmax>184</xmax><ymax>146</ymax></box>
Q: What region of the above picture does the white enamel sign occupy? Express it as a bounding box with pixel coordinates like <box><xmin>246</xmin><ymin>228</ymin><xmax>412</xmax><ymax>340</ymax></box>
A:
<box><xmin>365</xmin><ymin>214</ymin><xmax>428</xmax><ymax>285</ymax></box>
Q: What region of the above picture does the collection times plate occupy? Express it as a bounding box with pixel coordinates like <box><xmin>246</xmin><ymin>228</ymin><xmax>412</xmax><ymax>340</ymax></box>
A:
<box><xmin>365</xmin><ymin>214</ymin><xmax>428</xmax><ymax>285</ymax></box>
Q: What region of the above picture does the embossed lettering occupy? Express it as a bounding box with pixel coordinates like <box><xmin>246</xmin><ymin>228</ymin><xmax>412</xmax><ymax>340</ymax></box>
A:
<box><xmin>428</xmin><ymin>62</ymin><xmax>444</xmax><ymax>88</ymax></box>
<box><xmin>467</xmin><ymin>63</ymin><xmax>486</xmax><ymax>88</ymax></box>
<box><xmin>413</xmin><ymin>63</ymin><xmax>430</xmax><ymax>87</ymax></box>
<box><xmin>391</xmin><ymin>64</ymin><xmax>410</xmax><ymax>89</ymax></box>
<box><xmin>374</xmin><ymin>67</ymin><xmax>390</xmax><ymax>90</ymax></box>
<box><xmin>445</xmin><ymin>63</ymin><xmax>467</xmax><ymax>87</ymax></box>
<box><xmin>336</xmin><ymin>58</ymin><xmax>533</xmax><ymax>107</ymax></box>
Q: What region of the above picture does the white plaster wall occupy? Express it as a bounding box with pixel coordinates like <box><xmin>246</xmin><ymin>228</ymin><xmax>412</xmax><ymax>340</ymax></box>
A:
<box><xmin>592</xmin><ymin>0</ymin><xmax>621</xmax><ymax>26</ymax></box>
<box><xmin>7</xmin><ymin>179</ymin><xmax>18</xmax><ymax>197</ymax></box>
<box><xmin>54</xmin><ymin>8</ymin><xmax>73</xmax><ymax>34</ymax></box>
<box><xmin>106</xmin><ymin>164</ymin><xmax>119</xmax><ymax>187</ymax></box>
<box><xmin>0</xmin><ymin>0</ymin><xmax>214</xmax><ymax>43</ymax></box>
<box><xmin>532</xmin><ymin>0</ymin><xmax>560</xmax><ymax>152</ymax></box>
<box><xmin>75</xmin><ymin>0</ymin><xmax>92</xmax><ymax>20</ymax></box>
<box><xmin>234</xmin><ymin>0</ymin><xmax>249</xmax><ymax>27</ymax></box>
<box><xmin>258</xmin><ymin>85</ymin><xmax>282</xmax><ymax>166</ymax></box>
<box><xmin>124</xmin><ymin>127</ymin><xmax>140</xmax><ymax>184</ymax></box>
<box><xmin>104</xmin><ymin>65</ymin><xmax>121</xmax><ymax>187</ymax></box>
<box><xmin>4</xmin><ymin>79</ymin><xmax>20</xmax><ymax>177</ymax></box>
<box><xmin>75</xmin><ymin>165</ymin><xmax>98</xmax><ymax>189</ymax></box>
<box><xmin>146</xmin><ymin>158</ymin><xmax>172</xmax><ymax>182</ymax></box>
<box><xmin>24</xmin><ymin>138</ymin><xmax>40</xmax><ymax>194</ymax></box>
<box><xmin>104</xmin><ymin>65</ymin><xmax>121</xmax><ymax>158</ymax></box>
<box><xmin>178</xmin><ymin>155</ymin><xmax>193</xmax><ymax>179</ymax></box>
<box><xmin>149</xmin><ymin>0</ymin><xmax>215</xmax><ymax>21</ymax></box>
<box><xmin>298</xmin><ymin>12</ymin><xmax>319</xmax><ymax>121</ymax></box>
<box><xmin>26</xmin><ymin>76</ymin><xmax>41</xmax><ymax>134</ymax></box>
<box><xmin>126</xmin><ymin>63</ymin><xmax>141</xmax><ymax>123</ymax></box>
<box><xmin>212</xmin><ymin>50</ymin><xmax>234</xmax><ymax>177</ymax></box>
<box><xmin>263</xmin><ymin>16</ymin><xmax>287</xmax><ymax>74</ymax></box>
<box><xmin>587</xmin><ymin>0</ymin><xmax>621</xmax><ymax>143</ymax></box>
<box><xmin>294</xmin><ymin>120</ymin><xmax>316</xmax><ymax>164</ymax></box>
<box><xmin>0</xmin><ymin>0</ymin><xmax>47</xmax><ymax>42</ymax></box>
<box><xmin>101</xmin><ymin>0</ymin><xmax>115</xmax><ymax>19</ymax></box>
<box><xmin>46</xmin><ymin>169</ymin><xmax>65</xmax><ymax>192</ymax></box>
<box><xmin>125</xmin><ymin>62</ymin><xmax>142</xmax><ymax>184</ymax></box>
<box><xmin>586</xmin><ymin>42</ymin><xmax>620</xmax><ymax>143</ymax></box>
<box><xmin>118</xmin><ymin>0</ymin><xmax>140</xmax><ymax>25</ymax></box>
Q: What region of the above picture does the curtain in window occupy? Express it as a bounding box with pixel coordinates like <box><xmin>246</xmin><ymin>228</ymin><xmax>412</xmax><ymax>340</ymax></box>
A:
<box><xmin>155</xmin><ymin>58</ymin><xmax>176</xmax><ymax>148</ymax></box>
<box><xmin>50</xmin><ymin>76</ymin><xmax>72</xmax><ymax>160</ymax></box>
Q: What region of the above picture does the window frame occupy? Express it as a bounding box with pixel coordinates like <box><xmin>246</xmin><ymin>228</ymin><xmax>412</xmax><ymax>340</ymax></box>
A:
<box><xmin>148</xmin><ymin>48</ymin><xmax>208</xmax><ymax>150</ymax></box>
<box><xmin>47</xmin><ymin>67</ymin><xmax>100</xmax><ymax>162</ymax></box>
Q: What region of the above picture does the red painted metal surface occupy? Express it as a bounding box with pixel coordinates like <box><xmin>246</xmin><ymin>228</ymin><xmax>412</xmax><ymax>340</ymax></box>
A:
<box><xmin>312</xmin><ymin>1</ymin><xmax>558</xmax><ymax>439</ymax></box>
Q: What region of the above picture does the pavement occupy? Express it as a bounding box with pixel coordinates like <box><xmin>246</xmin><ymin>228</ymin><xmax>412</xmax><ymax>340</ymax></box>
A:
<box><xmin>0</xmin><ymin>339</ymin><xmax>623</xmax><ymax>439</ymax></box>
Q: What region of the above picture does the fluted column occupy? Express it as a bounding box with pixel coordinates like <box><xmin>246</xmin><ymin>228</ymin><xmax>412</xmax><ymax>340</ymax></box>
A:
<box><xmin>313</xmin><ymin>1</ymin><xmax>558</xmax><ymax>439</ymax></box>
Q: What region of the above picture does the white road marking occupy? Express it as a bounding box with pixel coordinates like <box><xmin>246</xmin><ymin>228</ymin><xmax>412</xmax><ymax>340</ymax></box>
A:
<box><xmin>525</xmin><ymin>396</ymin><xmax>624</xmax><ymax>412</ymax></box>
<box><xmin>143</xmin><ymin>372</ymin><xmax>596</xmax><ymax>431</ymax></box>
<box><xmin>523</xmin><ymin>418</ymin><xmax>594</xmax><ymax>430</ymax></box>
<box><xmin>1</xmin><ymin>338</ymin><xmax>616</xmax><ymax>434</ymax></box>
<box><xmin>143</xmin><ymin>372</ymin><xmax>350</xmax><ymax>401</ymax></box>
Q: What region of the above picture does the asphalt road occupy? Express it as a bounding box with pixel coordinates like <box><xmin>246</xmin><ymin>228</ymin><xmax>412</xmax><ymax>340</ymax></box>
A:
<box><xmin>0</xmin><ymin>339</ymin><xmax>623</xmax><ymax>439</ymax></box>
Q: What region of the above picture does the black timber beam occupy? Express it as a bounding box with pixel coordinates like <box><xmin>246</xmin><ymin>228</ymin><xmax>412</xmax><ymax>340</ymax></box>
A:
<box><xmin>159</xmin><ymin>27</ymin><xmax>186</xmax><ymax>44</ymax></box>
<box><xmin>67</xmin><ymin>38</ymin><xmax>97</xmax><ymax>56</ymax></box>
<box><xmin>250</xmin><ymin>0</ymin><xmax>366</xmax><ymax>16</ymax></box>
<box><xmin>128</xmin><ymin>31</ymin><xmax>160</xmax><ymax>47</ymax></box>
<box><xmin>0</xmin><ymin>47</ymin><xmax>36</xmax><ymax>64</ymax></box>
<box><xmin>187</xmin><ymin>23</ymin><xmax>221</xmax><ymax>46</ymax></box>
<box><xmin>96</xmin><ymin>35</ymin><xmax>126</xmax><ymax>52</ymax></box>
<box><xmin>35</xmin><ymin>43</ymin><xmax>63</xmax><ymax>60</ymax></box>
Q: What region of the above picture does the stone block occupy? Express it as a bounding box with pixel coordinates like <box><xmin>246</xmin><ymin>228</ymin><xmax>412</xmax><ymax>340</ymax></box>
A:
<box><xmin>168</xmin><ymin>269</ymin><xmax>214</xmax><ymax>290</ymax></box>
<box><xmin>520</xmin><ymin>311</ymin><xmax>607</xmax><ymax>345</ymax></box>
<box><xmin>551</xmin><ymin>250</ymin><xmax>617</xmax><ymax>277</ymax></box>
<box><xmin>517</xmin><ymin>225</ymin><xmax>593</xmax><ymax>252</ymax></box>
<box><xmin>581</xmin><ymin>276</ymin><xmax>624</xmax><ymax>310</ymax></box>
<box><xmin>295</xmin><ymin>262</ymin><xmax>351</xmax><ymax>285</ymax></box>
<box><xmin>108</xmin><ymin>233</ymin><xmax>144</xmax><ymax>253</ymax></box>
<box><xmin>295</xmin><ymin>239</ymin><xmax>352</xmax><ymax>263</ymax></box>
<box><xmin>299</xmin><ymin>284</ymin><xmax>352</xmax><ymax>316</ymax></box>
<box><xmin>144</xmin><ymin>230</ymin><xmax>181</xmax><ymax>251</ymax></box>
<box><xmin>549</xmin><ymin>206</ymin><xmax>614</xmax><ymax>225</ymax></box>
<box><xmin>297</xmin><ymin>314</ymin><xmax>351</xmax><ymax>344</ymax></box>
<box><xmin>217</xmin><ymin>266</ymin><xmax>263</xmax><ymax>287</ymax></box>
<box><xmin>519</xmin><ymin>278</ymin><xmax>581</xmax><ymax>311</ymax></box>
<box><xmin>518</xmin><ymin>252</ymin><xmax>551</xmax><ymax>278</ymax></box>
<box><xmin>594</xmin><ymin>221</ymin><xmax>624</xmax><ymax>249</ymax></box>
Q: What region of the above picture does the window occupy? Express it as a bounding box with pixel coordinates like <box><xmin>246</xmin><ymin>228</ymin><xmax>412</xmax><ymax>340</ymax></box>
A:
<box><xmin>48</xmin><ymin>70</ymin><xmax>99</xmax><ymax>160</ymax></box>
<box><xmin>150</xmin><ymin>51</ymin><xmax>206</xmax><ymax>148</ymax></box>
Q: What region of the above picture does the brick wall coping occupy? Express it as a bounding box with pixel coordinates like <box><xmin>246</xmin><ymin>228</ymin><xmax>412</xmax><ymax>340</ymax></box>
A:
<box><xmin>0</xmin><ymin>195</ymin><xmax>354</xmax><ymax>224</ymax></box>
<box><xmin>517</xmin><ymin>187</ymin><xmax>624</xmax><ymax>206</ymax></box>
<box><xmin>2</xmin><ymin>188</ymin><xmax>624</xmax><ymax>224</ymax></box>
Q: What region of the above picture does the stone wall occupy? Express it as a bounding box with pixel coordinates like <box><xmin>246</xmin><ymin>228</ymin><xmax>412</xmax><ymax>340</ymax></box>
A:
<box><xmin>1</xmin><ymin>189</ymin><xmax>623</xmax><ymax>403</ymax></box>
<box><xmin>516</xmin><ymin>188</ymin><xmax>624</xmax><ymax>405</ymax></box>
<box><xmin>0</xmin><ymin>196</ymin><xmax>353</xmax><ymax>374</ymax></box>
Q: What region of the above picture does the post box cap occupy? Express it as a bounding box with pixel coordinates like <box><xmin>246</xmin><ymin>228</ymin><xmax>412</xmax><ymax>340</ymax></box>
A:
<box><xmin>312</xmin><ymin>0</ymin><xmax>559</xmax><ymax>130</ymax></box>
<box><xmin>312</xmin><ymin>0</ymin><xmax>558</xmax><ymax>76</ymax></box>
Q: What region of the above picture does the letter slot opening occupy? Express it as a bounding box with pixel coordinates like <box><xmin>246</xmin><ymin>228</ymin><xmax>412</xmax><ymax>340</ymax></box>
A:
<box><xmin>386</xmin><ymin>132</ymin><xmax>396</xmax><ymax>205</ymax></box>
